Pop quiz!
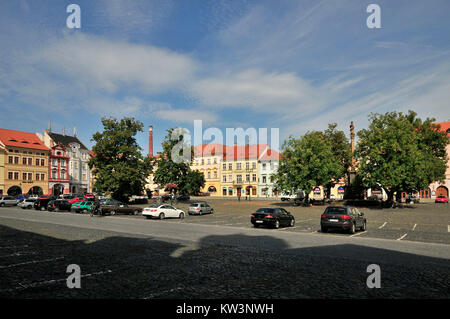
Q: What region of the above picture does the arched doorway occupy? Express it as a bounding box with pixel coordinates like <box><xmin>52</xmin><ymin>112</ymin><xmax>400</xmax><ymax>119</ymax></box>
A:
<box><xmin>28</xmin><ymin>186</ymin><xmax>43</xmax><ymax>196</ymax></box>
<box><xmin>436</xmin><ymin>186</ymin><xmax>448</xmax><ymax>198</ymax></box>
<box><xmin>53</xmin><ymin>184</ymin><xmax>64</xmax><ymax>197</ymax></box>
<box><xmin>7</xmin><ymin>186</ymin><xmax>22</xmax><ymax>197</ymax></box>
<box><xmin>207</xmin><ymin>186</ymin><xmax>217</xmax><ymax>194</ymax></box>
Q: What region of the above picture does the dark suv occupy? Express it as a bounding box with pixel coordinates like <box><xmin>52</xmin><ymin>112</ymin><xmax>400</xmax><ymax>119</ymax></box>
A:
<box><xmin>33</xmin><ymin>198</ymin><xmax>52</xmax><ymax>211</ymax></box>
<box><xmin>47</xmin><ymin>200</ymin><xmax>72</xmax><ymax>212</ymax></box>
<box><xmin>320</xmin><ymin>206</ymin><xmax>366</xmax><ymax>234</ymax></box>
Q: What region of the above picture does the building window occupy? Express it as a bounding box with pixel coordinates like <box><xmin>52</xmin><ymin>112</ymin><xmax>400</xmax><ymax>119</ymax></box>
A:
<box><xmin>36</xmin><ymin>158</ymin><xmax>40</xmax><ymax>166</ymax></box>
<box><xmin>262</xmin><ymin>175</ymin><xmax>267</xmax><ymax>183</ymax></box>
<box><xmin>252</xmin><ymin>188</ymin><xmax>256</xmax><ymax>196</ymax></box>
<box><xmin>22</xmin><ymin>157</ymin><xmax>27</xmax><ymax>165</ymax></box>
<box><xmin>201</xmin><ymin>159</ymin><xmax>204</xmax><ymax>165</ymax></box>
<box><xmin>23</xmin><ymin>173</ymin><xmax>27</xmax><ymax>180</ymax></box>
<box><xmin>214</xmin><ymin>158</ymin><xmax>217</xmax><ymax>164</ymax></box>
<box><xmin>82</xmin><ymin>174</ymin><xmax>87</xmax><ymax>181</ymax></box>
<box><xmin>27</xmin><ymin>173</ymin><xmax>32</xmax><ymax>181</ymax></box>
<box><xmin>61</xmin><ymin>170</ymin><xmax>66</xmax><ymax>179</ymax></box>
<box><xmin>207</xmin><ymin>172</ymin><xmax>211</xmax><ymax>179</ymax></box>
<box><xmin>41</xmin><ymin>173</ymin><xmax>45</xmax><ymax>181</ymax></box>
<box><xmin>207</xmin><ymin>159</ymin><xmax>211</xmax><ymax>165</ymax></box>
<box><xmin>236</xmin><ymin>163</ymin><xmax>242</xmax><ymax>170</ymax></box>
<box><xmin>237</xmin><ymin>175</ymin><xmax>242</xmax><ymax>183</ymax></box>
<box><xmin>61</xmin><ymin>160</ymin><xmax>66</xmax><ymax>167</ymax></box>
<box><xmin>214</xmin><ymin>171</ymin><xmax>217</xmax><ymax>178</ymax></box>
<box><xmin>14</xmin><ymin>172</ymin><xmax>19</xmax><ymax>180</ymax></box>
<box><xmin>223</xmin><ymin>175</ymin><xmax>227</xmax><ymax>182</ymax></box>
<box><xmin>223</xmin><ymin>163</ymin><xmax>226</xmax><ymax>170</ymax></box>
<box><xmin>252</xmin><ymin>162</ymin><xmax>256</xmax><ymax>169</ymax></box>
<box><xmin>252</xmin><ymin>174</ymin><xmax>257</xmax><ymax>182</ymax></box>
<box><xmin>40</xmin><ymin>159</ymin><xmax>45</xmax><ymax>166</ymax></box>
<box><xmin>28</xmin><ymin>158</ymin><xmax>32</xmax><ymax>165</ymax></box>
<box><xmin>223</xmin><ymin>188</ymin><xmax>227</xmax><ymax>196</ymax></box>
<box><xmin>262</xmin><ymin>163</ymin><xmax>266</xmax><ymax>171</ymax></box>
<box><xmin>246</xmin><ymin>162</ymin><xmax>249</xmax><ymax>170</ymax></box>
<box><xmin>14</xmin><ymin>157</ymin><xmax>19</xmax><ymax>164</ymax></box>
<box><xmin>8</xmin><ymin>172</ymin><xmax>12</xmax><ymax>179</ymax></box>
<box><xmin>52</xmin><ymin>159</ymin><xmax>57</xmax><ymax>166</ymax></box>
<box><xmin>228</xmin><ymin>163</ymin><xmax>232</xmax><ymax>170</ymax></box>
<box><xmin>270</xmin><ymin>162</ymin><xmax>275</xmax><ymax>170</ymax></box>
<box><xmin>246</xmin><ymin>174</ymin><xmax>250</xmax><ymax>182</ymax></box>
<box><xmin>36</xmin><ymin>173</ymin><xmax>40</xmax><ymax>181</ymax></box>
<box><xmin>52</xmin><ymin>170</ymin><xmax>57</xmax><ymax>179</ymax></box>
<box><xmin>8</xmin><ymin>156</ymin><xmax>13</xmax><ymax>164</ymax></box>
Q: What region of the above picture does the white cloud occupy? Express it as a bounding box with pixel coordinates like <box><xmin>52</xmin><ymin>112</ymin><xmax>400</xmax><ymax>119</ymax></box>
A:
<box><xmin>154</xmin><ymin>105</ymin><xmax>218</xmax><ymax>124</ymax></box>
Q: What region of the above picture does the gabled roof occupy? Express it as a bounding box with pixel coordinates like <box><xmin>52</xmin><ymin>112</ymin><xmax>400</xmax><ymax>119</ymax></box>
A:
<box><xmin>259</xmin><ymin>148</ymin><xmax>281</xmax><ymax>161</ymax></box>
<box><xmin>48</xmin><ymin>132</ymin><xmax>89</xmax><ymax>151</ymax></box>
<box><xmin>0</xmin><ymin>128</ymin><xmax>50</xmax><ymax>151</ymax></box>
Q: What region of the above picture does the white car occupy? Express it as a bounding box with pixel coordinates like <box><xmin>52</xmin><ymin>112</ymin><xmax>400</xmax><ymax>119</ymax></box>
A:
<box><xmin>142</xmin><ymin>204</ymin><xmax>185</xmax><ymax>220</ymax></box>
<box><xmin>19</xmin><ymin>198</ymin><xmax>37</xmax><ymax>209</ymax></box>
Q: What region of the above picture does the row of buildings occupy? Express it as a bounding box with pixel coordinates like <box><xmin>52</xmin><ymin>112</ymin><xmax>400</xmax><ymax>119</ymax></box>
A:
<box><xmin>0</xmin><ymin>128</ymin><xmax>91</xmax><ymax>197</ymax></box>
<box><xmin>1</xmin><ymin>121</ymin><xmax>449</xmax><ymax>200</ymax></box>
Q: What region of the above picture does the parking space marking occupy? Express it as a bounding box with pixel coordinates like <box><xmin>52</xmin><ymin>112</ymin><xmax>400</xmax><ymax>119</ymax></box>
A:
<box><xmin>448</xmin><ymin>225</ymin><xmax>450</xmax><ymax>233</ymax></box>
<box><xmin>412</xmin><ymin>224</ymin><xmax>417</xmax><ymax>231</ymax></box>
<box><xmin>397</xmin><ymin>233</ymin><xmax>408</xmax><ymax>241</ymax></box>
<box><xmin>350</xmin><ymin>231</ymin><xmax>366</xmax><ymax>237</ymax></box>
<box><xmin>0</xmin><ymin>269</ymin><xmax>113</xmax><ymax>293</ymax></box>
<box><xmin>0</xmin><ymin>245</ymin><xmax>29</xmax><ymax>250</ymax></box>
<box><xmin>378</xmin><ymin>222</ymin><xmax>387</xmax><ymax>229</ymax></box>
<box><xmin>0</xmin><ymin>256</ymin><xmax>64</xmax><ymax>269</ymax></box>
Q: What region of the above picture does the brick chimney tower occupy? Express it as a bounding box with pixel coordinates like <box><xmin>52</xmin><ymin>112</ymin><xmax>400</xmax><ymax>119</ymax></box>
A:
<box><xmin>148</xmin><ymin>126</ymin><xmax>153</xmax><ymax>158</ymax></box>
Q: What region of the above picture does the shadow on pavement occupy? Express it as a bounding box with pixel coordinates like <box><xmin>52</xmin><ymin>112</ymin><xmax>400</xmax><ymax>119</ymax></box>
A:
<box><xmin>0</xmin><ymin>222</ymin><xmax>448</xmax><ymax>299</ymax></box>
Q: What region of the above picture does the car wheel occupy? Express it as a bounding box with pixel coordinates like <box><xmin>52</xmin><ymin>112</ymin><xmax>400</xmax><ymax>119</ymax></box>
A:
<box><xmin>274</xmin><ymin>220</ymin><xmax>280</xmax><ymax>229</ymax></box>
<box><xmin>145</xmin><ymin>216</ymin><xmax>151</xmax><ymax>219</ymax></box>
<box><xmin>179</xmin><ymin>212</ymin><xmax>185</xmax><ymax>219</ymax></box>
<box><xmin>110</xmin><ymin>210</ymin><xmax>116</xmax><ymax>216</ymax></box>
<box><xmin>82</xmin><ymin>209</ymin><xmax>87</xmax><ymax>214</ymax></box>
<box><xmin>289</xmin><ymin>218</ymin><xmax>295</xmax><ymax>227</ymax></box>
<box><xmin>159</xmin><ymin>213</ymin><xmax>165</xmax><ymax>220</ymax></box>
<box><xmin>0</xmin><ymin>203</ymin><xmax>5</xmax><ymax>207</ymax></box>
<box><xmin>321</xmin><ymin>226</ymin><xmax>327</xmax><ymax>233</ymax></box>
<box><xmin>360</xmin><ymin>221</ymin><xmax>367</xmax><ymax>231</ymax></box>
<box><xmin>55</xmin><ymin>207</ymin><xmax>59</xmax><ymax>212</ymax></box>
<box><xmin>349</xmin><ymin>222</ymin><xmax>356</xmax><ymax>234</ymax></box>
<box><xmin>41</xmin><ymin>207</ymin><xmax>46</xmax><ymax>211</ymax></box>
<box><xmin>133</xmin><ymin>210</ymin><xmax>140</xmax><ymax>216</ymax></box>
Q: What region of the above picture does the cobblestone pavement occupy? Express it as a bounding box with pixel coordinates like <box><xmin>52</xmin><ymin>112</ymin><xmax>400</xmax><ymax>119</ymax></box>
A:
<box><xmin>0</xmin><ymin>213</ymin><xmax>449</xmax><ymax>299</ymax></box>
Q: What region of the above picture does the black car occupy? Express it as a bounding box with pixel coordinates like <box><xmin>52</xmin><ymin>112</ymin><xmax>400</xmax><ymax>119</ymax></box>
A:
<box><xmin>405</xmin><ymin>195</ymin><xmax>420</xmax><ymax>204</ymax></box>
<box><xmin>176</xmin><ymin>194</ymin><xmax>190</xmax><ymax>201</ymax></box>
<box><xmin>47</xmin><ymin>200</ymin><xmax>72</xmax><ymax>212</ymax></box>
<box><xmin>251</xmin><ymin>207</ymin><xmax>295</xmax><ymax>229</ymax></box>
<box><xmin>33</xmin><ymin>198</ymin><xmax>52</xmax><ymax>211</ymax></box>
<box><xmin>320</xmin><ymin>206</ymin><xmax>366</xmax><ymax>234</ymax></box>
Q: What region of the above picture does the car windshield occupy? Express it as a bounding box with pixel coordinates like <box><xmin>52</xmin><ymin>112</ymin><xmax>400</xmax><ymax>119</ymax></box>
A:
<box><xmin>189</xmin><ymin>203</ymin><xmax>200</xmax><ymax>207</ymax></box>
<box><xmin>256</xmin><ymin>208</ymin><xmax>276</xmax><ymax>214</ymax></box>
<box><xmin>149</xmin><ymin>204</ymin><xmax>160</xmax><ymax>208</ymax></box>
<box><xmin>325</xmin><ymin>207</ymin><xmax>348</xmax><ymax>214</ymax></box>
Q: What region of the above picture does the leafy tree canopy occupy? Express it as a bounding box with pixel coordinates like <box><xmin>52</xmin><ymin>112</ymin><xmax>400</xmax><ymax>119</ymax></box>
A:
<box><xmin>89</xmin><ymin>117</ymin><xmax>152</xmax><ymax>202</ymax></box>
<box><xmin>356</xmin><ymin>110</ymin><xmax>448</xmax><ymax>203</ymax></box>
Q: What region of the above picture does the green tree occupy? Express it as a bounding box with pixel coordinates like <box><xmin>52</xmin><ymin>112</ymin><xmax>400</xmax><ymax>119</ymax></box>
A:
<box><xmin>356</xmin><ymin>111</ymin><xmax>448</xmax><ymax>205</ymax></box>
<box><xmin>153</xmin><ymin>128</ymin><xmax>205</xmax><ymax>199</ymax></box>
<box><xmin>323</xmin><ymin>123</ymin><xmax>352</xmax><ymax>198</ymax></box>
<box><xmin>274</xmin><ymin>131</ymin><xmax>344</xmax><ymax>205</ymax></box>
<box><xmin>89</xmin><ymin>117</ymin><xmax>152</xmax><ymax>203</ymax></box>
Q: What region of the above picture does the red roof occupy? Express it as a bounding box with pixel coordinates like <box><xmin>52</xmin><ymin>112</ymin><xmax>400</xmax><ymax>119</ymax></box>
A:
<box><xmin>434</xmin><ymin>121</ymin><xmax>450</xmax><ymax>136</ymax></box>
<box><xmin>0</xmin><ymin>128</ymin><xmax>50</xmax><ymax>151</ymax></box>
<box><xmin>259</xmin><ymin>148</ymin><xmax>281</xmax><ymax>161</ymax></box>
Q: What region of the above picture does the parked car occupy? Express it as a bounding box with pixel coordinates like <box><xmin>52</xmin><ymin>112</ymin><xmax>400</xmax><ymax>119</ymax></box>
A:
<box><xmin>28</xmin><ymin>195</ymin><xmax>39</xmax><ymax>200</ymax></box>
<box><xmin>99</xmin><ymin>199</ymin><xmax>142</xmax><ymax>215</ymax></box>
<box><xmin>280</xmin><ymin>192</ymin><xmax>297</xmax><ymax>201</ymax></box>
<box><xmin>188</xmin><ymin>202</ymin><xmax>213</xmax><ymax>215</ymax></box>
<box><xmin>47</xmin><ymin>200</ymin><xmax>72</xmax><ymax>212</ymax></box>
<box><xmin>16</xmin><ymin>194</ymin><xmax>26</xmax><ymax>201</ymax></box>
<box><xmin>84</xmin><ymin>193</ymin><xmax>95</xmax><ymax>200</ymax></box>
<box><xmin>19</xmin><ymin>198</ymin><xmax>37</xmax><ymax>209</ymax></box>
<box><xmin>176</xmin><ymin>194</ymin><xmax>190</xmax><ymax>201</ymax></box>
<box><xmin>71</xmin><ymin>201</ymin><xmax>94</xmax><ymax>213</ymax></box>
<box><xmin>33</xmin><ymin>198</ymin><xmax>52</xmax><ymax>211</ymax></box>
<box><xmin>320</xmin><ymin>206</ymin><xmax>366</xmax><ymax>234</ymax></box>
<box><xmin>0</xmin><ymin>196</ymin><xmax>18</xmax><ymax>207</ymax></box>
<box><xmin>406</xmin><ymin>195</ymin><xmax>420</xmax><ymax>204</ymax></box>
<box><xmin>68</xmin><ymin>196</ymin><xmax>85</xmax><ymax>204</ymax></box>
<box><xmin>435</xmin><ymin>195</ymin><xmax>449</xmax><ymax>203</ymax></box>
<box><xmin>142</xmin><ymin>204</ymin><xmax>186</xmax><ymax>219</ymax></box>
<box><xmin>251</xmin><ymin>207</ymin><xmax>295</xmax><ymax>229</ymax></box>
<box><xmin>161</xmin><ymin>194</ymin><xmax>173</xmax><ymax>202</ymax></box>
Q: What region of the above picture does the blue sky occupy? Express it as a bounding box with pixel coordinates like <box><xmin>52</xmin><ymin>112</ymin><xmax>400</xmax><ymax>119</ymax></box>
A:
<box><xmin>1</xmin><ymin>0</ymin><xmax>450</xmax><ymax>155</ymax></box>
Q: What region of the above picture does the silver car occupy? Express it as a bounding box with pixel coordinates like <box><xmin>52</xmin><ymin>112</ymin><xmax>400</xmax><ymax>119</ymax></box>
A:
<box><xmin>20</xmin><ymin>198</ymin><xmax>37</xmax><ymax>209</ymax></box>
<box><xmin>188</xmin><ymin>202</ymin><xmax>214</xmax><ymax>215</ymax></box>
<box><xmin>0</xmin><ymin>196</ymin><xmax>18</xmax><ymax>207</ymax></box>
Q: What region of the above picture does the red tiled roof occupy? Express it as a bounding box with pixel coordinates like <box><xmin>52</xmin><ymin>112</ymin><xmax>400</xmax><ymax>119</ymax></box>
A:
<box><xmin>434</xmin><ymin>121</ymin><xmax>450</xmax><ymax>136</ymax></box>
<box><xmin>259</xmin><ymin>148</ymin><xmax>281</xmax><ymax>161</ymax></box>
<box><xmin>0</xmin><ymin>128</ymin><xmax>50</xmax><ymax>151</ymax></box>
